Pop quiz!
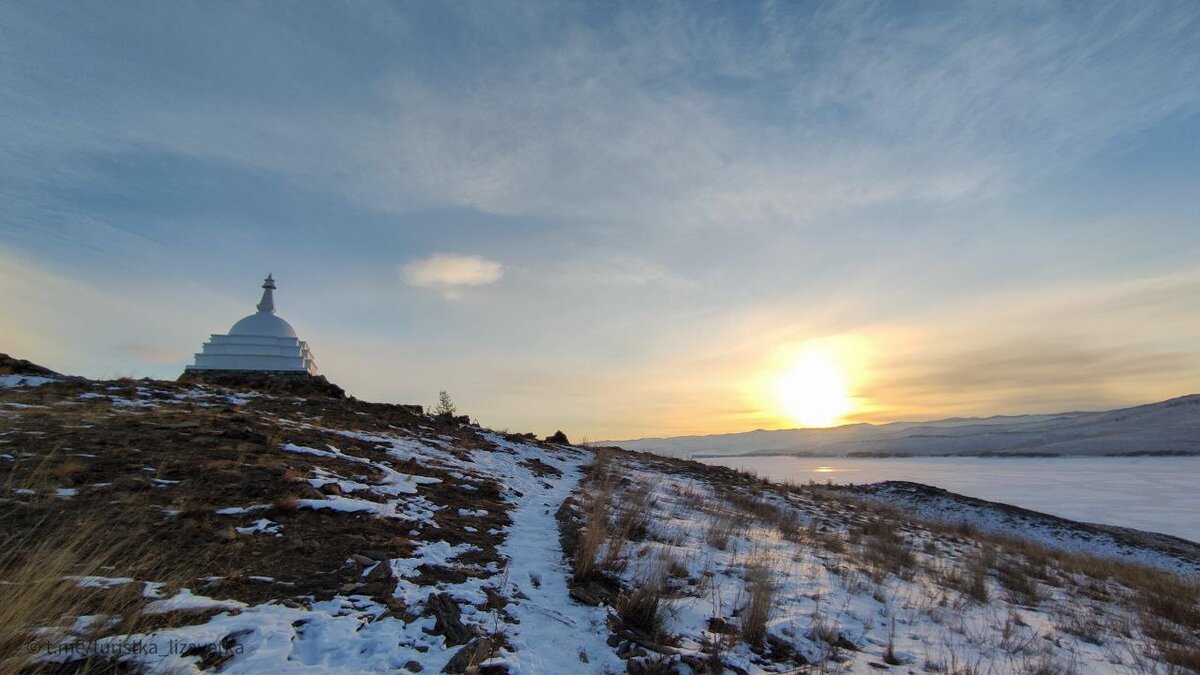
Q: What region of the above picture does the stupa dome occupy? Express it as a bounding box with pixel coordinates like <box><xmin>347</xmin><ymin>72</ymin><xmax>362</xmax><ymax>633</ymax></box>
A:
<box><xmin>184</xmin><ymin>274</ymin><xmax>318</xmax><ymax>375</ymax></box>
<box><xmin>229</xmin><ymin>312</ymin><xmax>297</xmax><ymax>338</ymax></box>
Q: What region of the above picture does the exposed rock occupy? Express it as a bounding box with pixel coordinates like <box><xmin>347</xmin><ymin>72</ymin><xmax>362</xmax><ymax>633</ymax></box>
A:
<box><xmin>364</xmin><ymin>561</ymin><xmax>393</xmax><ymax>582</ymax></box>
<box><xmin>568</xmin><ymin>578</ymin><xmax>619</xmax><ymax>607</ymax></box>
<box><xmin>441</xmin><ymin>636</ymin><xmax>498</xmax><ymax>673</ymax></box>
<box><xmin>521</xmin><ymin>457</ymin><xmax>562</xmax><ymax>478</ymax></box>
<box><xmin>765</xmin><ymin>634</ymin><xmax>808</xmax><ymax>665</ymax></box>
<box><xmin>0</xmin><ymin>353</ymin><xmax>60</xmax><ymax>377</ymax></box>
<box><xmin>177</xmin><ymin>369</ymin><xmax>348</xmax><ymax>399</ymax></box>
<box><xmin>554</xmin><ymin>496</ymin><xmax>582</xmax><ymax>569</ymax></box>
<box><xmin>706</xmin><ymin>617</ymin><xmax>737</xmax><ymax>634</ymax></box>
<box><xmin>546</xmin><ymin>430</ymin><xmax>570</xmax><ymax>445</ymax></box>
<box><xmin>318</xmin><ymin>482</ymin><xmax>345</xmax><ymax>496</ymax></box>
<box><xmin>425</xmin><ymin>593</ymin><xmax>476</xmax><ymax>647</ymax></box>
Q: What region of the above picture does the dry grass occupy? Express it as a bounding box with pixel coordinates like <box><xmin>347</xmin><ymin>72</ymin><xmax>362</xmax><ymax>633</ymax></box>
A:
<box><xmin>935</xmin><ymin>548</ymin><xmax>991</xmax><ymax>604</ymax></box>
<box><xmin>272</xmin><ymin>493</ymin><xmax>301</xmax><ymax>512</ymax></box>
<box><xmin>670</xmin><ymin>483</ymin><xmax>707</xmax><ymax>512</ymax></box>
<box><xmin>704</xmin><ymin>514</ymin><xmax>740</xmax><ymax>551</ymax></box>
<box><xmin>859</xmin><ymin>519</ymin><xmax>916</xmax><ymax>581</ymax></box>
<box><xmin>51</xmin><ymin>459</ymin><xmax>90</xmax><ymax>484</ymax></box>
<box><xmin>582</xmin><ymin>448</ymin><xmax>614</xmax><ymax>485</ymax></box>
<box><xmin>1156</xmin><ymin>643</ymin><xmax>1200</xmax><ymax>673</ymax></box>
<box><xmin>616</xmin><ymin>558</ymin><xmax>669</xmax><ymax>640</ymax></box>
<box><xmin>574</xmin><ymin>494</ymin><xmax>610</xmax><ymax>582</ymax></box>
<box><xmin>1055</xmin><ymin>603</ymin><xmax>1108</xmax><ymax>645</ymax></box>
<box><xmin>0</xmin><ymin>513</ymin><xmax>179</xmax><ymax>673</ymax></box>
<box><xmin>662</xmin><ymin>554</ymin><xmax>689</xmax><ymax>580</ymax></box>
<box><xmin>739</xmin><ymin>559</ymin><xmax>775</xmax><ymax>649</ymax></box>
<box><xmin>1135</xmin><ymin>573</ymin><xmax>1200</xmax><ymax>670</ymax></box>
<box><xmin>996</xmin><ymin>559</ymin><xmax>1043</xmax><ymax>606</ymax></box>
<box><xmin>964</xmin><ymin>549</ymin><xmax>992</xmax><ymax>603</ymax></box>
<box><xmin>607</xmin><ymin>505</ymin><xmax>650</xmax><ymax>557</ymax></box>
<box><xmin>956</xmin><ymin>530</ymin><xmax>1200</xmax><ymax>665</ymax></box>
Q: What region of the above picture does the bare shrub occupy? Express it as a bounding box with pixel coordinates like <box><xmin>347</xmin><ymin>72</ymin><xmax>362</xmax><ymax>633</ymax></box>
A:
<box><xmin>430</xmin><ymin>390</ymin><xmax>456</xmax><ymax>417</ymax></box>
<box><xmin>699</xmin><ymin>633</ymin><xmax>733</xmax><ymax>674</ymax></box>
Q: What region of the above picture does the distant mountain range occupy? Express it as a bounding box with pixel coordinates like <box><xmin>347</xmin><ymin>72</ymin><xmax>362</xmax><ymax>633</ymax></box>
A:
<box><xmin>605</xmin><ymin>394</ymin><xmax>1200</xmax><ymax>458</ymax></box>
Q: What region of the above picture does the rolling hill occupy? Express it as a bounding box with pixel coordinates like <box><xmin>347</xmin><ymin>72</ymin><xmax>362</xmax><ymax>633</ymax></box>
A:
<box><xmin>606</xmin><ymin>395</ymin><xmax>1200</xmax><ymax>458</ymax></box>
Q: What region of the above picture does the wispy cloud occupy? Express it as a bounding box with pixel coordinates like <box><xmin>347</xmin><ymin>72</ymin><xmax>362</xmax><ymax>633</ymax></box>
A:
<box><xmin>400</xmin><ymin>253</ymin><xmax>503</xmax><ymax>298</ymax></box>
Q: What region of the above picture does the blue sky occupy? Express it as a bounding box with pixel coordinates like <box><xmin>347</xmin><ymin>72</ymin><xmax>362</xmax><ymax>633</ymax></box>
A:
<box><xmin>1</xmin><ymin>1</ymin><xmax>1198</xmax><ymax>439</ymax></box>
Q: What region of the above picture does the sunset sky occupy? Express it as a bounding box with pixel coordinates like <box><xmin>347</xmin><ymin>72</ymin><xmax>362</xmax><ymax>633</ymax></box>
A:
<box><xmin>2</xmin><ymin>2</ymin><xmax>1198</xmax><ymax>440</ymax></box>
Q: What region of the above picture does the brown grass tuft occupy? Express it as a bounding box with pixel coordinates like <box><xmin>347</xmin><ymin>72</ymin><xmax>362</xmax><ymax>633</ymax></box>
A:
<box><xmin>616</xmin><ymin>558</ymin><xmax>669</xmax><ymax>639</ymax></box>
<box><xmin>739</xmin><ymin>559</ymin><xmax>775</xmax><ymax>648</ymax></box>
<box><xmin>272</xmin><ymin>493</ymin><xmax>301</xmax><ymax>512</ymax></box>
<box><xmin>52</xmin><ymin>460</ymin><xmax>90</xmax><ymax>484</ymax></box>
<box><xmin>0</xmin><ymin>515</ymin><xmax>180</xmax><ymax>673</ymax></box>
<box><xmin>574</xmin><ymin>496</ymin><xmax>609</xmax><ymax>582</ymax></box>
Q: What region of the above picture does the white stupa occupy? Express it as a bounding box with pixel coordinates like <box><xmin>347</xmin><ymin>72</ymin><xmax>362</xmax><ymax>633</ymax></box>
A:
<box><xmin>186</xmin><ymin>274</ymin><xmax>319</xmax><ymax>375</ymax></box>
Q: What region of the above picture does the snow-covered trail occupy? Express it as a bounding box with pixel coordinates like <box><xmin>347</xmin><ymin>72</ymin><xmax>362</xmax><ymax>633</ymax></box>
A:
<box><xmin>477</xmin><ymin>441</ymin><xmax>622</xmax><ymax>673</ymax></box>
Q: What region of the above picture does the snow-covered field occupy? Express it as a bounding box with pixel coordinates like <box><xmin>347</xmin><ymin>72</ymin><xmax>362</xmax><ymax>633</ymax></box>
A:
<box><xmin>569</xmin><ymin>452</ymin><xmax>1200</xmax><ymax>673</ymax></box>
<box><xmin>696</xmin><ymin>455</ymin><xmax>1200</xmax><ymax>542</ymax></box>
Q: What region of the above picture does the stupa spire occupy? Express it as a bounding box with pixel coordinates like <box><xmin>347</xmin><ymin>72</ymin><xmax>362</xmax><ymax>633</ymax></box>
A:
<box><xmin>256</xmin><ymin>273</ymin><xmax>276</xmax><ymax>314</ymax></box>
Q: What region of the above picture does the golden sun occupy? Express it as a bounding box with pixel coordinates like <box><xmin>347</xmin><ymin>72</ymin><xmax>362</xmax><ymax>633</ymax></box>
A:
<box><xmin>774</xmin><ymin>347</ymin><xmax>854</xmax><ymax>427</ymax></box>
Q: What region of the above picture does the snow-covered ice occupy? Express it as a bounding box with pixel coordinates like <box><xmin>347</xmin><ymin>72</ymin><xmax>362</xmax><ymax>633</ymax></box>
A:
<box><xmin>699</xmin><ymin>455</ymin><xmax>1200</xmax><ymax>541</ymax></box>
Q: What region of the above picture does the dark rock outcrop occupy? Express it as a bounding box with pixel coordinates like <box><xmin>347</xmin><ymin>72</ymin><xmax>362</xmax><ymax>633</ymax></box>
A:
<box><xmin>0</xmin><ymin>353</ymin><xmax>60</xmax><ymax>377</ymax></box>
<box><xmin>178</xmin><ymin>369</ymin><xmax>347</xmax><ymax>399</ymax></box>
<box><xmin>424</xmin><ymin>592</ymin><xmax>476</xmax><ymax>647</ymax></box>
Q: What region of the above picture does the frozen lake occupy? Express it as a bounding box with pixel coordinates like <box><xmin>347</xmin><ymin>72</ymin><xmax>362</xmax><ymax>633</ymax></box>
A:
<box><xmin>695</xmin><ymin>455</ymin><xmax>1200</xmax><ymax>543</ymax></box>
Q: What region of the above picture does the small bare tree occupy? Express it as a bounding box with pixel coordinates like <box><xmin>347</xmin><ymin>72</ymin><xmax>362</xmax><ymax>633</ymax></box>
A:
<box><xmin>432</xmin><ymin>391</ymin><xmax>457</xmax><ymax>417</ymax></box>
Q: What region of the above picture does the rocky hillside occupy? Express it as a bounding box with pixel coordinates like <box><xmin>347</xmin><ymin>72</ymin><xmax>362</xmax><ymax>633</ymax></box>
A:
<box><xmin>1</xmin><ymin>364</ymin><xmax>1197</xmax><ymax>673</ymax></box>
